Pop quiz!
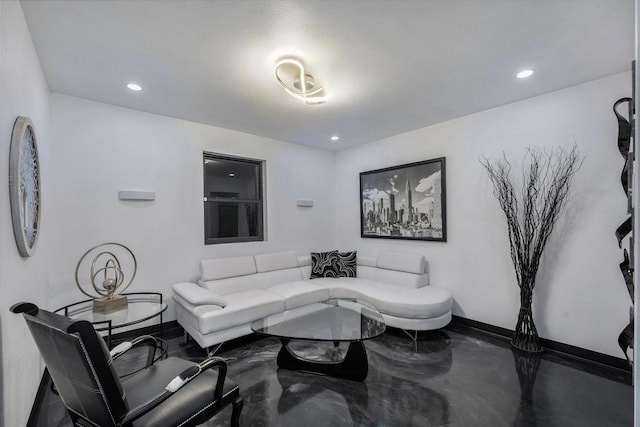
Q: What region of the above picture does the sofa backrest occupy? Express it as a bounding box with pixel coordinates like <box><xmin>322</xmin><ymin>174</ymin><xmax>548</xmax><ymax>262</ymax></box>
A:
<box><xmin>198</xmin><ymin>252</ymin><xmax>304</xmax><ymax>295</ymax></box>
<box><xmin>255</xmin><ymin>251</ymin><xmax>298</xmax><ymax>272</ymax></box>
<box><xmin>297</xmin><ymin>255</ymin><xmax>311</xmax><ymax>280</ymax></box>
<box><xmin>199</xmin><ymin>269</ymin><xmax>304</xmax><ymax>295</ymax></box>
<box><xmin>376</xmin><ymin>251</ymin><xmax>426</xmax><ymax>274</ymax></box>
<box><xmin>355</xmin><ymin>251</ymin><xmax>428</xmax><ymax>288</ymax></box>
<box><xmin>356</xmin><ymin>256</ymin><xmax>376</xmax><ymax>267</ymax></box>
<box><xmin>197</xmin><ymin>250</ymin><xmax>429</xmax><ymax>293</ymax></box>
<box><xmin>357</xmin><ymin>266</ymin><xmax>429</xmax><ymax>288</ymax></box>
<box><xmin>200</xmin><ymin>255</ymin><xmax>256</xmax><ymax>282</ymax></box>
<box><xmin>300</xmin><ymin>251</ymin><xmax>428</xmax><ymax>288</ymax></box>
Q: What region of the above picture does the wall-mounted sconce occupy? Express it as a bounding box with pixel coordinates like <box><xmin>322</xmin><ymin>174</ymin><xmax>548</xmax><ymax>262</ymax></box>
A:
<box><xmin>296</xmin><ymin>199</ymin><xmax>314</xmax><ymax>207</ymax></box>
<box><xmin>118</xmin><ymin>190</ymin><xmax>156</xmax><ymax>201</ymax></box>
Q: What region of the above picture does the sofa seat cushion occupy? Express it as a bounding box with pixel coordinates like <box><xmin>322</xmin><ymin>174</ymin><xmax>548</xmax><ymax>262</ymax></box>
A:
<box><xmin>327</xmin><ymin>279</ymin><xmax>452</xmax><ymax>319</ymax></box>
<box><xmin>267</xmin><ymin>281</ymin><xmax>331</xmax><ymax>309</ymax></box>
<box><xmin>198</xmin><ymin>290</ymin><xmax>285</xmax><ymax>334</ymax></box>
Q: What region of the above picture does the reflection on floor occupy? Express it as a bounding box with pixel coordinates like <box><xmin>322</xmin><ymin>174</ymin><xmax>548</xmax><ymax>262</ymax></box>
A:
<box><xmin>36</xmin><ymin>324</ymin><xmax>633</xmax><ymax>426</ymax></box>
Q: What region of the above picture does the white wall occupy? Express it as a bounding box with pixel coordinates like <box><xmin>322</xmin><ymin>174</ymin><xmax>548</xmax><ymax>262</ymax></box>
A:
<box><xmin>1</xmin><ymin>3</ymin><xmax>633</xmax><ymax>424</ymax></box>
<box><xmin>336</xmin><ymin>72</ymin><xmax>633</xmax><ymax>358</ymax></box>
<box><xmin>48</xmin><ymin>94</ymin><xmax>337</xmax><ymax>319</ymax></box>
<box><xmin>0</xmin><ymin>1</ymin><xmax>51</xmax><ymax>425</ymax></box>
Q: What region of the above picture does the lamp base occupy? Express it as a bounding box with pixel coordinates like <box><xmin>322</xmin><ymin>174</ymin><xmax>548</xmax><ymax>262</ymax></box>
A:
<box><xmin>93</xmin><ymin>295</ymin><xmax>128</xmax><ymax>314</ymax></box>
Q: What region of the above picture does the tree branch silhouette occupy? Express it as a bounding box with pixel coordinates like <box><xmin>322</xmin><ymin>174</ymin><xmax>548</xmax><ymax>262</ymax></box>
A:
<box><xmin>481</xmin><ymin>144</ymin><xmax>582</xmax><ymax>352</ymax></box>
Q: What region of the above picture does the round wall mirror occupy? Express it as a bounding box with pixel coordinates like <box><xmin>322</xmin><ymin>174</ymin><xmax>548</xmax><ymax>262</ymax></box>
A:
<box><xmin>9</xmin><ymin>116</ymin><xmax>41</xmax><ymax>257</ymax></box>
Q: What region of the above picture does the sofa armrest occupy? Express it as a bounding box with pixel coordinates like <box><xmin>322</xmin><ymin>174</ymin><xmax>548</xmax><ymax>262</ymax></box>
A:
<box><xmin>173</xmin><ymin>282</ymin><xmax>227</xmax><ymax>307</ymax></box>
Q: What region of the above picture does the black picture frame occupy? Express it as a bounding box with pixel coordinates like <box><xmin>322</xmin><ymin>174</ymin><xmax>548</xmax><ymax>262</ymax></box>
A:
<box><xmin>360</xmin><ymin>157</ymin><xmax>447</xmax><ymax>242</ymax></box>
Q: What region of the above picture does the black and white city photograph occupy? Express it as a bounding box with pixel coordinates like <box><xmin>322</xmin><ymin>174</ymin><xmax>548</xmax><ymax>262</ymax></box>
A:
<box><xmin>360</xmin><ymin>157</ymin><xmax>446</xmax><ymax>242</ymax></box>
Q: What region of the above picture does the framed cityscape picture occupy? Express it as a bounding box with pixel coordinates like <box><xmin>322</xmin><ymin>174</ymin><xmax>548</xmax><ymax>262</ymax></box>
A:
<box><xmin>360</xmin><ymin>157</ymin><xmax>446</xmax><ymax>242</ymax></box>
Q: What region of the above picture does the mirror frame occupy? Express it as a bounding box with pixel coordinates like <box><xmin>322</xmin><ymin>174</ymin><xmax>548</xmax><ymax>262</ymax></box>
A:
<box><xmin>9</xmin><ymin>116</ymin><xmax>41</xmax><ymax>257</ymax></box>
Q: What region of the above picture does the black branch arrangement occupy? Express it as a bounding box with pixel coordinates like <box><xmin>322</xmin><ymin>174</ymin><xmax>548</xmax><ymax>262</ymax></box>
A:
<box><xmin>480</xmin><ymin>144</ymin><xmax>583</xmax><ymax>352</ymax></box>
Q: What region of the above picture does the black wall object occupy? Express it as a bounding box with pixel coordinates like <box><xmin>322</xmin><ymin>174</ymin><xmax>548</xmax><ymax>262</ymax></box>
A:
<box><xmin>613</xmin><ymin>61</ymin><xmax>635</xmax><ymax>368</ymax></box>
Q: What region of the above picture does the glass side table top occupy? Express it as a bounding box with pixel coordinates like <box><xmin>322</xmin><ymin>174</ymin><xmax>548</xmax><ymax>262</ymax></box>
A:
<box><xmin>55</xmin><ymin>292</ymin><xmax>167</xmax><ymax>331</ymax></box>
<box><xmin>251</xmin><ymin>298</ymin><xmax>386</xmax><ymax>342</ymax></box>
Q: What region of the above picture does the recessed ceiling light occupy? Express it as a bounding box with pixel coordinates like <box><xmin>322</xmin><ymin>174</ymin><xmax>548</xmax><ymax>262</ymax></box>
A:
<box><xmin>127</xmin><ymin>83</ymin><xmax>142</xmax><ymax>91</ymax></box>
<box><xmin>228</xmin><ymin>173</ymin><xmax>235</xmax><ymax>177</ymax></box>
<box><xmin>330</xmin><ymin>136</ymin><xmax>340</xmax><ymax>141</ymax></box>
<box><xmin>516</xmin><ymin>69</ymin><xmax>534</xmax><ymax>79</ymax></box>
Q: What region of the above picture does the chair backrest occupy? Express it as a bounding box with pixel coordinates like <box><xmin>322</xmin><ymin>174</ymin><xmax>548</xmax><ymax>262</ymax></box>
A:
<box><xmin>11</xmin><ymin>302</ymin><xmax>128</xmax><ymax>426</ymax></box>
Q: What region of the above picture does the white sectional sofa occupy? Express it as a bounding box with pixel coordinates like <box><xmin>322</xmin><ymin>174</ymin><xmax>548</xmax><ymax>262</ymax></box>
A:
<box><xmin>172</xmin><ymin>251</ymin><xmax>453</xmax><ymax>350</ymax></box>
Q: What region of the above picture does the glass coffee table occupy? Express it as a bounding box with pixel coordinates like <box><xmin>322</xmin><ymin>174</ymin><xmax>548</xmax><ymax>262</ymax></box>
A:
<box><xmin>251</xmin><ymin>299</ymin><xmax>385</xmax><ymax>381</ymax></box>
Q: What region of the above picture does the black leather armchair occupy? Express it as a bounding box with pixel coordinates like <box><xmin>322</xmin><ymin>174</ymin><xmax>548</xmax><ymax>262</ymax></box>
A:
<box><xmin>11</xmin><ymin>302</ymin><xmax>243</xmax><ymax>426</ymax></box>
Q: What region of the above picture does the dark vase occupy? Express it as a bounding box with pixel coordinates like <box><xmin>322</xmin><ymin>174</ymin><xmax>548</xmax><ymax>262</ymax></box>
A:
<box><xmin>512</xmin><ymin>286</ymin><xmax>543</xmax><ymax>353</ymax></box>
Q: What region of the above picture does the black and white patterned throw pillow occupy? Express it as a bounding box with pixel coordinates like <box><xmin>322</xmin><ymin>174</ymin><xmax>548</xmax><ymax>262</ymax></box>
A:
<box><xmin>310</xmin><ymin>251</ymin><xmax>339</xmax><ymax>278</ymax></box>
<box><xmin>337</xmin><ymin>251</ymin><xmax>357</xmax><ymax>277</ymax></box>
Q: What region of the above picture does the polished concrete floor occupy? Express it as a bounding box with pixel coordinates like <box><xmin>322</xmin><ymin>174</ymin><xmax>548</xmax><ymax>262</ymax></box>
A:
<box><xmin>35</xmin><ymin>324</ymin><xmax>633</xmax><ymax>426</ymax></box>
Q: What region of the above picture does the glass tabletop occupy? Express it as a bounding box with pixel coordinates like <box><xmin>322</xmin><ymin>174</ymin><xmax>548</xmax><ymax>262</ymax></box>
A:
<box><xmin>55</xmin><ymin>292</ymin><xmax>167</xmax><ymax>331</ymax></box>
<box><xmin>251</xmin><ymin>299</ymin><xmax>386</xmax><ymax>342</ymax></box>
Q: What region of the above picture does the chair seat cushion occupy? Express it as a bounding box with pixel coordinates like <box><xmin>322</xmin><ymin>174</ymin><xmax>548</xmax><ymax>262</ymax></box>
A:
<box><xmin>123</xmin><ymin>357</ymin><xmax>238</xmax><ymax>427</ymax></box>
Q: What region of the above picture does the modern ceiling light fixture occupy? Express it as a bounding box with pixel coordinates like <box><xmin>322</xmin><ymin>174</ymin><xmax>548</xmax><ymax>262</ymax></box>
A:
<box><xmin>274</xmin><ymin>58</ymin><xmax>326</xmax><ymax>105</ymax></box>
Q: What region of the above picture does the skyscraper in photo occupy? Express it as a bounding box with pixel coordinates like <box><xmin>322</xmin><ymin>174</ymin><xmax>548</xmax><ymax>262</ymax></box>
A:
<box><xmin>389</xmin><ymin>193</ymin><xmax>396</xmax><ymax>222</ymax></box>
<box><xmin>406</xmin><ymin>177</ymin><xmax>413</xmax><ymax>223</ymax></box>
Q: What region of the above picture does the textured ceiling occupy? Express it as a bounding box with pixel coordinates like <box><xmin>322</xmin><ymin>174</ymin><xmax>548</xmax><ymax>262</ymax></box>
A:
<box><xmin>20</xmin><ymin>0</ymin><xmax>635</xmax><ymax>151</ymax></box>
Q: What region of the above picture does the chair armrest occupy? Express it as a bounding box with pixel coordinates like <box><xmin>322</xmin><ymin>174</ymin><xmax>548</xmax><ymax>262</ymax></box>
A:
<box><xmin>120</xmin><ymin>356</ymin><xmax>229</xmax><ymax>424</ymax></box>
<box><xmin>111</xmin><ymin>335</ymin><xmax>158</xmax><ymax>370</ymax></box>
<box><xmin>164</xmin><ymin>357</ymin><xmax>227</xmax><ymax>398</ymax></box>
<box><xmin>199</xmin><ymin>356</ymin><xmax>228</xmax><ymax>398</ymax></box>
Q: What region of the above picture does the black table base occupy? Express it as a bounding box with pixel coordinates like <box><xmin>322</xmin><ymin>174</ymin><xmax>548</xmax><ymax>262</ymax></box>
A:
<box><xmin>277</xmin><ymin>339</ymin><xmax>369</xmax><ymax>381</ymax></box>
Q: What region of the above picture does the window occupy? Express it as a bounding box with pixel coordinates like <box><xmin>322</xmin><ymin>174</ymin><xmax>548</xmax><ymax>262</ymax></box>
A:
<box><xmin>203</xmin><ymin>153</ymin><xmax>264</xmax><ymax>244</ymax></box>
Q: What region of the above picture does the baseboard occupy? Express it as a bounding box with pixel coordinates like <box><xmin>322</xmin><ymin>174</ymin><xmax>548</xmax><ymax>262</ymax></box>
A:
<box><xmin>450</xmin><ymin>315</ymin><xmax>631</xmax><ymax>372</ymax></box>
